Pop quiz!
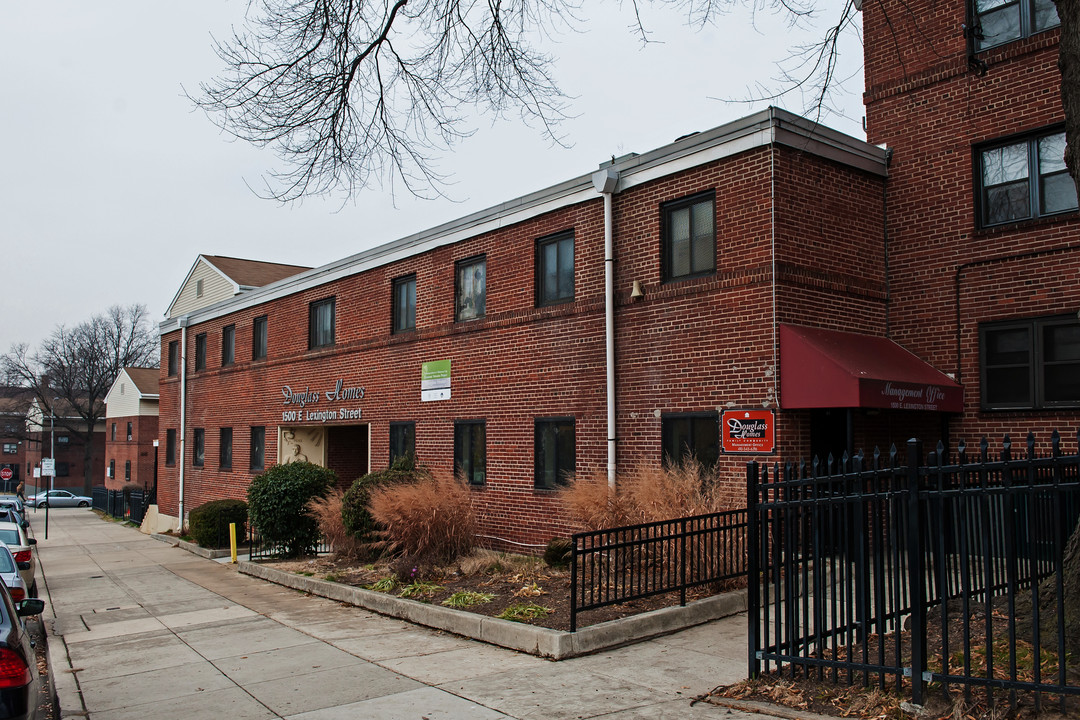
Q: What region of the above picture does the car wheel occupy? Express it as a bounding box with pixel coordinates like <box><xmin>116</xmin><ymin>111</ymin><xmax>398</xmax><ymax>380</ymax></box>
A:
<box><xmin>39</xmin><ymin>502</ymin><xmax>47</xmax><ymax>509</ymax></box>
<box><xmin>78</xmin><ymin>501</ymin><xmax>89</xmax><ymax>508</ymax></box>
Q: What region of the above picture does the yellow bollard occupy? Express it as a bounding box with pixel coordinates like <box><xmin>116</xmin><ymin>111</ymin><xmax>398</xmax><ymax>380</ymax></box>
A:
<box><xmin>229</xmin><ymin>522</ymin><xmax>237</xmax><ymax>564</ymax></box>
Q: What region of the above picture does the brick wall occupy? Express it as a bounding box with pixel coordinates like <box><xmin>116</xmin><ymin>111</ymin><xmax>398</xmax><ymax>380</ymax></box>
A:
<box><xmin>104</xmin><ymin>415</ymin><xmax>159</xmax><ymax>491</ymax></box>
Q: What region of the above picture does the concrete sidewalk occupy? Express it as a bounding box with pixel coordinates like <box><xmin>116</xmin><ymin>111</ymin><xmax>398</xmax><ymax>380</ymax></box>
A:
<box><xmin>35</xmin><ymin>508</ymin><xmax>805</xmax><ymax>720</ymax></box>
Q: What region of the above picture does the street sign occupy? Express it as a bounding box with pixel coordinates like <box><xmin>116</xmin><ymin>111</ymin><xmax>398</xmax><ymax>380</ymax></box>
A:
<box><xmin>0</xmin><ymin>468</ymin><xmax>10</xmax><ymax>481</ymax></box>
<box><xmin>42</xmin><ymin>458</ymin><xmax>55</xmax><ymax>477</ymax></box>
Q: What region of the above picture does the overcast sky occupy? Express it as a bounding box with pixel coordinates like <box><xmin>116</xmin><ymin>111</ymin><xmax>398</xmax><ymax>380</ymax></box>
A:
<box><xmin>1</xmin><ymin>1</ymin><xmax>864</xmax><ymax>356</ymax></box>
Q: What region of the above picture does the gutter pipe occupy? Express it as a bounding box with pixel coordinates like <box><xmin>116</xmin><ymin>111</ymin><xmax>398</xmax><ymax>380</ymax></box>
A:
<box><xmin>592</xmin><ymin>168</ymin><xmax>620</xmax><ymax>492</ymax></box>
<box><xmin>178</xmin><ymin>315</ymin><xmax>189</xmax><ymax>530</ymax></box>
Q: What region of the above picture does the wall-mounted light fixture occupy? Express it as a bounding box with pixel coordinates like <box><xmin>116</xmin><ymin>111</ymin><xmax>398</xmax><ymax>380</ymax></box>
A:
<box><xmin>630</xmin><ymin>280</ymin><xmax>644</xmax><ymax>301</ymax></box>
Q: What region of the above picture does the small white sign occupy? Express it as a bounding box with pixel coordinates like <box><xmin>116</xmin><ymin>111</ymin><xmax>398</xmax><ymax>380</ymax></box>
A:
<box><xmin>33</xmin><ymin>468</ymin><xmax>41</xmax><ymax>479</ymax></box>
<box><xmin>42</xmin><ymin>458</ymin><xmax>55</xmax><ymax>477</ymax></box>
<box><xmin>421</xmin><ymin>388</ymin><xmax>451</xmax><ymax>402</ymax></box>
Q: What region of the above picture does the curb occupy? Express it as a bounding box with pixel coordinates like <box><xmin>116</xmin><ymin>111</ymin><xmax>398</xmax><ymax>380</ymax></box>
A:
<box><xmin>37</xmin><ymin>557</ymin><xmax>87</xmax><ymax>720</ymax></box>
<box><xmin>150</xmin><ymin>534</ymin><xmax>232</xmax><ymax>559</ymax></box>
<box><xmin>239</xmin><ymin>561</ymin><xmax>747</xmax><ymax>660</ymax></box>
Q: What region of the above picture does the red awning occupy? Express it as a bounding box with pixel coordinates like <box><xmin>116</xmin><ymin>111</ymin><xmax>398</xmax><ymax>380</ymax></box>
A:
<box><xmin>779</xmin><ymin>324</ymin><xmax>963</xmax><ymax>412</ymax></box>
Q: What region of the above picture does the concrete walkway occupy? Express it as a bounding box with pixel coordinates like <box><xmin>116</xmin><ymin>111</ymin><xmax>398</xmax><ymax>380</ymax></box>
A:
<box><xmin>35</xmin><ymin>508</ymin><xmax>801</xmax><ymax>720</ymax></box>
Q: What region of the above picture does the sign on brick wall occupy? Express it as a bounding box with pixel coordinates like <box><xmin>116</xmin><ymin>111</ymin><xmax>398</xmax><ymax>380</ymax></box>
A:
<box><xmin>421</xmin><ymin>359</ymin><xmax>451</xmax><ymax>402</ymax></box>
<box><xmin>721</xmin><ymin>409</ymin><xmax>775</xmax><ymax>454</ymax></box>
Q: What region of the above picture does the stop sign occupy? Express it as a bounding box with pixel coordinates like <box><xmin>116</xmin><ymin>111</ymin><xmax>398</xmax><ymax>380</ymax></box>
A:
<box><xmin>0</xmin><ymin>468</ymin><xmax>11</xmax><ymax>481</ymax></box>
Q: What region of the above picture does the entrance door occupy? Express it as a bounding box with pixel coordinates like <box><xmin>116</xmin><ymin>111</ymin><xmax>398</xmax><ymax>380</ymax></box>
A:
<box><xmin>810</xmin><ymin>408</ymin><xmax>852</xmax><ymax>469</ymax></box>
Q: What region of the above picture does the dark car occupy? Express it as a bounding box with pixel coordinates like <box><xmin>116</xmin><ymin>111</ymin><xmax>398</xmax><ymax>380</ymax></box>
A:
<box><xmin>0</xmin><ymin>582</ymin><xmax>42</xmax><ymax>719</ymax></box>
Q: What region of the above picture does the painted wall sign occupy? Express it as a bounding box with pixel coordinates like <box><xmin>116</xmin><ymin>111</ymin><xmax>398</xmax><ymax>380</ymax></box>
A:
<box><xmin>859</xmin><ymin>380</ymin><xmax>962</xmax><ymax>412</ymax></box>
<box><xmin>280</xmin><ymin>379</ymin><xmax>365</xmax><ymax>422</ymax></box>
<box><xmin>421</xmin><ymin>359</ymin><xmax>451</xmax><ymax>402</ymax></box>
<box><xmin>721</xmin><ymin>409</ymin><xmax>776</xmax><ymax>454</ymax></box>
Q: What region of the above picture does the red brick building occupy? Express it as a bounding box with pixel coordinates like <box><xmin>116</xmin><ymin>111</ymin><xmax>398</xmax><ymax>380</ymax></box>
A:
<box><xmin>22</xmin><ymin>398</ymin><xmax>106</xmax><ymax>497</ymax></box>
<box><xmin>103</xmin><ymin>368</ymin><xmax>160</xmax><ymax>492</ymax></box>
<box><xmin>156</xmin><ymin>0</ymin><xmax>1078</xmax><ymax>545</ymax></box>
<box><xmin>0</xmin><ymin>388</ymin><xmax>33</xmax><ymax>492</ymax></box>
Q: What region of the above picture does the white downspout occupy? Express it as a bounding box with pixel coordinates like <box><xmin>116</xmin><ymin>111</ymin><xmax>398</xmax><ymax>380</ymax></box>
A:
<box><xmin>592</xmin><ymin>168</ymin><xmax>620</xmax><ymax>492</ymax></box>
<box><xmin>177</xmin><ymin>316</ymin><xmax>189</xmax><ymax>530</ymax></box>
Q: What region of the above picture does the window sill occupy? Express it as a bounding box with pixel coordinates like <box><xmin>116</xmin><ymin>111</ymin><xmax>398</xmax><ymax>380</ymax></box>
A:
<box><xmin>975</xmin><ymin>210</ymin><xmax>1077</xmax><ymax>236</ymax></box>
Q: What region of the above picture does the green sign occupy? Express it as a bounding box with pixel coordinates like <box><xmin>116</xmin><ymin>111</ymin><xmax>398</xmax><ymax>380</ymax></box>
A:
<box><xmin>421</xmin><ymin>359</ymin><xmax>451</xmax><ymax>381</ymax></box>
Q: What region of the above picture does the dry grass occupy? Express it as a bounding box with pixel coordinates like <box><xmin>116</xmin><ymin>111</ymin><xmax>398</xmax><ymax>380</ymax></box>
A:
<box><xmin>307</xmin><ymin>491</ymin><xmax>366</xmax><ymax>558</ymax></box>
<box><xmin>368</xmin><ymin>470</ymin><xmax>477</xmax><ymax>564</ymax></box>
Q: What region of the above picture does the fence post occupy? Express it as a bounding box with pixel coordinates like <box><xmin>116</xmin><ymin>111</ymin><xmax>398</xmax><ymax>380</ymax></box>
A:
<box><xmin>747</xmin><ymin>461</ymin><xmax>761</xmax><ymax>679</ymax></box>
<box><xmin>570</xmin><ymin>533</ymin><xmax>579</xmax><ymax>633</ymax></box>
<box><xmin>906</xmin><ymin>439</ymin><xmax>925</xmax><ymax>706</ymax></box>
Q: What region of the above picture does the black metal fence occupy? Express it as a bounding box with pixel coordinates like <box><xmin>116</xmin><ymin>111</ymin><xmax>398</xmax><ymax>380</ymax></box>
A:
<box><xmin>247</xmin><ymin>525</ymin><xmax>333</xmax><ymax>561</ymax></box>
<box><xmin>92</xmin><ymin>487</ymin><xmax>149</xmax><ymax>524</ymax></box>
<box><xmin>747</xmin><ymin>432</ymin><xmax>1080</xmax><ymax>711</ymax></box>
<box><xmin>569</xmin><ymin>509</ymin><xmax>748</xmax><ymax>632</ymax></box>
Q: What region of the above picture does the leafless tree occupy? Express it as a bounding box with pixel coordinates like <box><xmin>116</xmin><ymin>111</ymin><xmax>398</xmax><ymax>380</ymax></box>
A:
<box><xmin>1</xmin><ymin>305</ymin><xmax>159</xmax><ymax>495</ymax></box>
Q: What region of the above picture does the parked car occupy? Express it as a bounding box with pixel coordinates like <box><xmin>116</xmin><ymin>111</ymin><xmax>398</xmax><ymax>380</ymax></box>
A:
<box><xmin>0</xmin><ymin>508</ymin><xmax>29</xmax><ymax>531</ymax></box>
<box><xmin>0</xmin><ymin>546</ymin><xmax>29</xmax><ymax>605</ymax></box>
<box><xmin>0</xmin><ymin>525</ymin><xmax>34</xmax><ymax>596</ymax></box>
<box><xmin>0</xmin><ymin>577</ymin><xmax>43</xmax><ymax>719</ymax></box>
<box><xmin>26</xmin><ymin>490</ymin><xmax>91</xmax><ymax>509</ymax></box>
<box><xmin>0</xmin><ymin>497</ymin><xmax>24</xmax><ymax>514</ymax></box>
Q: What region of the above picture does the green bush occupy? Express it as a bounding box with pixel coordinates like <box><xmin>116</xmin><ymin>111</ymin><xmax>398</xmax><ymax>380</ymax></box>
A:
<box><xmin>543</xmin><ymin>537</ymin><xmax>573</xmax><ymax>568</ymax></box>
<box><xmin>341</xmin><ymin>454</ymin><xmax>425</xmax><ymax>543</ymax></box>
<box><xmin>247</xmin><ymin>461</ymin><xmax>337</xmax><ymax>557</ymax></box>
<box><xmin>188</xmin><ymin>499</ymin><xmax>248</xmax><ymax>548</ymax></box>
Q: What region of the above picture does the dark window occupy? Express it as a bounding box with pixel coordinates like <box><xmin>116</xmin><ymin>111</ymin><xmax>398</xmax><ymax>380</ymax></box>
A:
<box><xmin>166</xmin><ymin>429</ymin><xmax>176</xmax><ymax>466</ymax></box>
<box><xmin>392</xmin><ymin>275</ymin><xmax>417</xmax><ymax>333</ymax></box>
<box><xmin>252</xmin><ymin>316</ymin><xmax>268</xmax><ymax>360</ymax></box>
<box><xmin>126</xmin><ymin>422</ymin><xmax>132</xmax><ymax>441</ymax></box>
<box><xmin>979</xmin><ymin>129</ymin><xmax>1077</xmax><ymax>226</ymax></box>
<box><xmin>222</xmin><ymin>324</ymin><xmax>235</xmax><ymax>366</ymax></box>
<box><xmin>661</xmin><ymin>413</ymin><xmax>720</xmax><ymax>468</ymax></box>
<box><xmin>454</xmin><ymin>421</ymin><xmax>486</xmax><ymax>486</ymax></box>
<box><xmin>250</xmin><ymin>426</ymin><xmax>265</xmax><ymax>471</ymax></box>
<box><xmin>980</xmin><ymin>315</ymin><xmax>1080</xmax><ymax>409</ymax></box>
<box><xmin>111</xmin><ymin>423</ymin><xmax>116</xmax><ymax>442</ymax></box>
<box><xmin>662</xmin><ymin>191</ymin><xmax>716</xmax><ymax>282</ymax></box>
<box><xmin>109</xmin><ymin>460</ymin><xmax>115</xmax><ymax>479</ymax></box>
<box><xmin>124</xmin><ymin>460</ymin><xmax>131</xmax><ymax>482</ymax></box>
<box><xmin>168</xmin><ymin>341</ymin><xmax>179</xmax><ymax>376</ymax></box>
<box><xmin>535</xmin><ymin>418</ymin><xmax>575</xmax><ymax>490</ymax></box>
<box><xmin>455</xmin><ymin>256</ymin><xmax>486</xmax><ymax>321</ymax></box>
<box><xmin>974</xmin><ymin>0</ymin><xmax>1059</xmax><ymax>49</ymax></box>
<box><xmin>1</xmin><ymin>444</ymin><xmax>15</xmax><ymax>455</ymax></box>
<box><xmin>195</xmin><ymin>333</ymin><xmax>207</xmax><ymax>371</ymax></box>
<box><xmin>56</xmin><ymin>462</ymin><xmax>69</xmax><ymax>477</ymax></box>
<box><xmin>536</xmin><ymin>231</ymin><xmax>574</xmax><ymax>305</ymax></box>
<box><xmin>220</xmin><ymin>427</ymin><xmax>233</xmax><ymax>469</ymax></box>
<box><xmin>193</xmin><ymin>428</ymin><xmax>205</xmax><ymax>467</ymax></box>
<box><xmin>309</xmin><ymin>297</ymin><xmax>336</xmax><ymax>349</ymax></box>
<box><xmin>389</xmin><ymin>422</ymin><xmax>416</xmax><ymax>464</ymax></box>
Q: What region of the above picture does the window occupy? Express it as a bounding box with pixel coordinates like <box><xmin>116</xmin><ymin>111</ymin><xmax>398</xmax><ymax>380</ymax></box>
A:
<box><xmin>662</xmin><ymin>191</ymin><xmax>716</xmax><ymax>282</ymax></box>
<box><xmin>126</xmin><ymin>422</ymin><xmax>133</xmax><ymax>441</ymax></box>
<box><xmin>454</xmin><ymin>421</ymin><xmax>486</xmax><ymax>485</ymax></box>
<box><xmin>252</xmin><ymin>315</ymin><xmax>268</xmax><ymax>360</ymax></box>
<box><xmin>661</xmin><ymin>413</ymin><xmax>720</xmax><ymax>468</ymax></box>
<box><xmin>250</xmin><ymin>426</ymin><xmax>265</xmax><ymax>471</ymax></box>
<box><xmin>974</xmin><ymin>0</ymin><xmax>1059</xmax><ymax>50</ymax></box>
<box><xmin>455</xmin><ymin>256</ymin><xmax>486</xmax><ymax>321</ymax></box>
<box><xmin>56</xmin><ymin>462</ymin><xmax>69</xmax><ymax>477</ymax></box>
<box><xmin>108</xmin><ymin>460</ymin><xmax>115</xmax><ymax>478</ymax></box>
<box><xmin>220</xmin><ymin>427</ymin><xmax>233</xmax><ymax>469</ymax></box>
<box><xmin>536</xmin><ymin>231</ymin><xmax>574</xmax><ymax>305</ymax></box>
<box><xmin>980</xmin><ymin>315</ymin><xmax>1080</xmax><ymax>409</ymax></box>
<box><xmin>979</xmin><ymin>129</ymin><xmax>1077</xmax><ymax>227</ymax></box>
<box><xmin>196</xmin><ymin>278</ymin><xmax>204</xmax><ymax>297</ymax></box>
<box><xmin>308</xmin><ymin>297</ymin><xmax>336</xmax><ymax>349</ymax></box>
<box><xmin>1</xmin><ymin>445</ymin><xmax>15</xmax><ymax>455</ymax></box>
<box><xmin>535</xmin><ymin>418</ymin><xmax>575</xmax><ymax>490</ymax></box>
<box><xmin>124</xmin><ymin>460</ymin><xmax>131</xmax><ymax>482</ymax></box>
<box><xmin>110</xmin><ymin>423</ymin><xmax>116</xmax><ymax>442</ymax></box>
<box><xmin>222</xmin><ymin>324</ymin><xmax>235</xmax><ymax>366</ymax></box>
<box><xmin>168</xmin><ymin>340</ymin><xmax>179</xmax><ymax>376</ymax></box>
<box><xmin>57</xmin><ymin>435</ymin><xmax>69</xmax><ymax>445</ymax></box>
<box><xmin>192</xmin><ymin>428</ymin><xmax>205</xmax><ymax>467</ymax></box>
<box><xmin>389</xmin><ymin>422</ymin><xmax>415</xmax><ymax>464</ymax></box>
<box><xmin>195</xmin><ymin>333</ymin><xmax>207</xmax><ymax>371</ymax></box>
<box><xmin>165</xmin><ymin>429</ymin><xmax>176</xmax><ymax>466</ymax></box>
<box><xmin>392</xmin><ymin>275</ymin><xmax>417</xmax><ymax>333</ymax></box>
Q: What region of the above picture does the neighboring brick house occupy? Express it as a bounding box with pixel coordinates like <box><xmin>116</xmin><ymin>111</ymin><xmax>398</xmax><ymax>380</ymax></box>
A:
<box><xmin>23</xmin><ymin>398</ymin><xmax>105</xmax><ymax>497</ymax></box>
<box><xmin>0</xmin><ymin>388</ymin><xmax>34</xmax><ymax>492</ymax></box>
<box><xmin>103</xmin><ymin>368</ymin><xmax>160</xmax><ymax>492</ymax></box>
<box><xmin>154</xmin><ymin>1</ymin><xmax>1078</xmax><ymax>546</ymax></box>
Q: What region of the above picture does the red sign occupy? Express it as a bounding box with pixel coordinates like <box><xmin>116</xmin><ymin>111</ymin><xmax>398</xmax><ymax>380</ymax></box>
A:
<box><xmin>0</xmin><ymin>468</ymin><xmax>11</xmax><ymax>481</ymax></box>
<box><xmin>721</xmin><ymin>409</ymin><xmax>776</xmax><ymax>454</ymax></box>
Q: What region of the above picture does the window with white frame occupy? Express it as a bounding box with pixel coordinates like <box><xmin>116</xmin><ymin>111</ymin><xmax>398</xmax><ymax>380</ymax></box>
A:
<box><xmin>979</xmin><ymin>129</ymin><xmax>1077</xmax><ymax>227</ymax></box>
<box><xmin>455</xmin><ymin>256</ymin><xmax>486</xmax><ymax>321</ymax></box>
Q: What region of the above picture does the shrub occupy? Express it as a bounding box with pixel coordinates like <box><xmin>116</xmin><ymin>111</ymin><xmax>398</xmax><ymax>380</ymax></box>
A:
<box><xmin>308</xmin><ymin>491</ymin><xmax>365</xmax><ymax>558</ymax></box>
<box><xmin>247</xmin><ymin>461</ymin><xmax>337</xmax><ymax>558</ymax></box>
<box><xmin>368</xmin><ymin>469</ymin><xmax>476</xmax><ymax>564</ymax></box>
<box><xmin>188</xmin><ymin>499</ymin><xmax>248</xmax><ymax>548</ymax></box>
<box><xmin>543</xmin><ymin>537</ymin><xmax>573</xmax><ymax>568</ymax></box>
<box><xmin>341</xmin><ymin>454</ymin><xmax>425</xmax><ymax>544</ymax></box>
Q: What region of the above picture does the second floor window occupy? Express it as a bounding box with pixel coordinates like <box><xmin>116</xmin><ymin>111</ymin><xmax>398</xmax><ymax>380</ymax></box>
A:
<box><xmin>110</xmin><ymin>423</ymin><xmax>116</xmax><ymax>442</ymax></box>
<box><xmin>309</xmin><ymin>297</ymin><xmax>336</xmax><ymax>349</ymax></box>
<box><xmin>536</xmin><ymin>231</ymin><xmax>574</xmax><ymax>305</ymax></box>
<box><xmin>165</xmin><ymin>429</ymin><xmax>176</xmax><ymax>465</ymax></box>
<box><xmin>195</xmin><ymin>333</ymin><xmax>207</xmax><ymax>371</ymax></box>
<box><xmin>253</xmin><ymin>316</ymin><xmax>268</xmax><ymax>360</ymax></box>
<box><xmin>222</xmin><ymin>324</ymin><xmax>235</xmax><ymax>366</ymax></box>
<box><xmin>168</xmin><ymin>340</ymin><xmax>179</xmax><ymax>376</ymax></box>
<box><xmin>456</xmin><ymin>256</ymin><xmax>486</xmax><ymax>321</ymax></box>
<box><xmin>193</xmin><ymin>428</ymin><xmax>205</xmax><ymax>467</ymax></box>
<box><xmin>126</xmin><ymin>422</ymin><xmax>132</xmax><ymax>441</ymax></box>
<box><xmin>974</xmin><ymin>0</ymin><xmax>1059</xmax><ymax>50</ymax></box>
<box><xmin>662</xmin><ymin>191</ymin><xmax>716</xmax><ymax>282</ymax></box>
<box><xmin>393</xmin><ymin>275</ymin><xmax>417</xmax><ymax>333</ymax></box>
<box><xmin>980</xmin><ymin>315</ymin><xmax>1080</xmax><ymax>409</ymax></box>
<box><xmin>979</xmin><ymin>129</ymin><xmax>1077</xmax><ymax>227</ymax></box>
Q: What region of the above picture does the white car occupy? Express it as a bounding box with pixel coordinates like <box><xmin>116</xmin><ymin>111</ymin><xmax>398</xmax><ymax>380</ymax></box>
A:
<box><xmin>0</xmin><ymin>523</ymin><xmax>35</xmax><ymax>595</ymax></box>
<box><xmin>0</xmin><ymin>544</ymin><xmax>30</xmax><ymax>604</ymax></box>
<box><xmin>27</xmin><ymin>489</ymin><xmax>92</xmax><ymax>508</ymax></box>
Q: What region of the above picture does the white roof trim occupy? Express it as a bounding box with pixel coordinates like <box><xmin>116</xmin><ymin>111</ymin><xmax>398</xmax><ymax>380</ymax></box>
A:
<box><xmin>159</xmin><ymin>108</ymin><xmax>887</xmax><ymax>335</ymax></box>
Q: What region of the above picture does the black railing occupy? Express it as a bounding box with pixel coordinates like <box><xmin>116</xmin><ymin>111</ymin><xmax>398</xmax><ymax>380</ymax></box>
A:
<box><xmin>92</xmin><ymin>487</ymin><xmax>148</xmax><ymax>524</ymax></box>
<box><xmin>747</xmin><ymin>432</ymin><xmax>1080</xmax><ymax>711</ymax></box>
<box><xmin>247</xmin><ymin>525</ymin><xmax>333</xmax><ymax>561</ymax></box>
<box><xmin>569</xmin><ymin>509</ymin><xmax>748</xmax><ymax>632</ymax></box>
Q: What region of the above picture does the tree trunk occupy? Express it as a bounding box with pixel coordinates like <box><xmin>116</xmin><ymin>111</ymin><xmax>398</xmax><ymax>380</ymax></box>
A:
<box><xmin>1058</xmin><ymin>0</ymin><xmax>1080</xmax><ymax>195</ymax></box>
